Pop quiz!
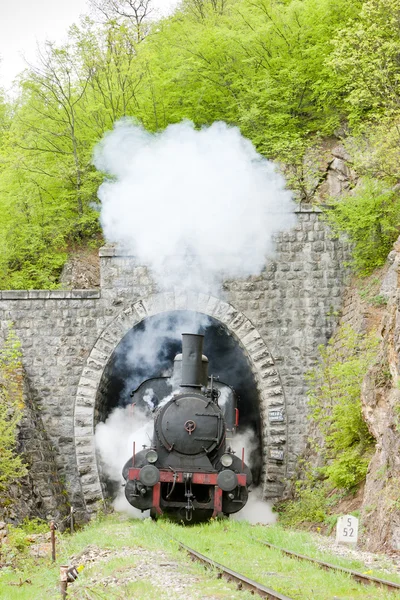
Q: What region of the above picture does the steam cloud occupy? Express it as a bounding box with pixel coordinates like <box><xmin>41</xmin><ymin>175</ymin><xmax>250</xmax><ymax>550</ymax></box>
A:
<box><xmin>96</xmin><ymin>404</ymin><xmax>153</xmax><ymax>517</ymax></box>
<box><xmin>230</xmin><ymin>430</ymin><xmax>276</xmax><ymax>524</ymax></box>
<box><xmin>94</xmin><ymin>119</ymin><xmax>295</xmax><ymax>291</ymax></box>
<box><xmin>94</xmin><ymin>119</ymin><xmax>294</xmax><ymax>521</ymax></box>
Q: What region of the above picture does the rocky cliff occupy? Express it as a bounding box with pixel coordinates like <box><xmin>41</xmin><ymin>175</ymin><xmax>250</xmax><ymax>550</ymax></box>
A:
<box><xmin>360</xmin><ymin>241</ymin><xmax>400</xmax><ymax>551</ymax></box>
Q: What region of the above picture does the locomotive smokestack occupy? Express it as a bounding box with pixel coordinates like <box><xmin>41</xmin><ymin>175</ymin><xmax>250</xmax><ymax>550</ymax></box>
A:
<box><xmin>180</xmin><ymin>333</ymin><xmax>205</xmax><ymax>388</ymax></box>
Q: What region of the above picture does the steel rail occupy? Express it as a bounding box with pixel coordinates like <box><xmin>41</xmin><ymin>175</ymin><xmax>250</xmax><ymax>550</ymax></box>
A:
<box><xmin>254</xmin><ymin>538</ymin><xmax>400</xmax><ymax>594</ymax></box>
<box><xmin>179</xmin><ymin>541</ymin><xmax>293</xmax><ymax>600</ymax></box>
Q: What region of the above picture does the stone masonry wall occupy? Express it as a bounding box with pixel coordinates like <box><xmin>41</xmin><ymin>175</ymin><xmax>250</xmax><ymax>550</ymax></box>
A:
<box><xmin>1</xmin><ymin>377</ymin><xmax>70</xmax><ymax>525</ymax></box>
<box><xmin>0</xmin><ymin>206</ymin><xmax>351</xmax><ymax>518</ymax></box>
<box><xmin>223</xmin><ymin>208</ymin><xmax>350</xmax><ymax>484</ymax></box>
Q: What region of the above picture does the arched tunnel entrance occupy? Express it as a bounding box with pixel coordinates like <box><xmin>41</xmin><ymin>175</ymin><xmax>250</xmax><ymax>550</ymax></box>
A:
<box><xmin>94</xmin><ymin>310</ymin><xmax>263</xmax><ymax>502</ymax></box>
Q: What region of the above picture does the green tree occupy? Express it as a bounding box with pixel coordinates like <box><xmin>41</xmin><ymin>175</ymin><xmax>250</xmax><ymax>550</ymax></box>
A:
<box><xmin>324</xmin><ymin>179</ymin><xmax>400</xmax><ymax>275</ymax></box>
<box><xmin>0</xmin><ymin>40</ymin><xmax>102</xmax><ymax>288</ymax></box>
<box><xmin>0</xmin><ymin>0</ymin><xmax>369</xmax><ymax>288</ymax></box>
<box><xmin>329</xmin><ymin>0</ymin><xmax>400</xmax><ymax>125</ymax></box>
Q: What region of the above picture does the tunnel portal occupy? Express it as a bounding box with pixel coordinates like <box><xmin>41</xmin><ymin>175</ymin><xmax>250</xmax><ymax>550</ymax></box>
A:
<box><xmin>94</xmin><ymin>310</ymin><xmax>263</xmax><ymax>497</ymax></box>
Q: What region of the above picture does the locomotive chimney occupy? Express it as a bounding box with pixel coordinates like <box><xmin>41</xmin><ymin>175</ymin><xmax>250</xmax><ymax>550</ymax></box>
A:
<box><xmin>180</xmin><ymin>333</ymin><xmax>206</xmax><ymax>388</ymax></box>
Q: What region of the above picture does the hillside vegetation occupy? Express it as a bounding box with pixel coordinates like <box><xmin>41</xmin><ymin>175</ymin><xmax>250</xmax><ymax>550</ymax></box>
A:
<box><xmin>0</xmin><ymin>0</ymin><xmax>399</xmax><ymax>287</ymax></box>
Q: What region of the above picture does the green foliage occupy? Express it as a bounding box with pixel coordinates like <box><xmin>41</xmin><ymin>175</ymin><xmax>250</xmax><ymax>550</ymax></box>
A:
<box><xmin>0</xmin><ymin>0</ymin><xmax>366</xmax><ymax>287</ymax></box>
<box><xmin>307</xmin><ymin>325</ymin><xmax>378</xmax><ymax>489</ymax></box>
<box><xmin>370</xmin><ymin>295</ymin><xmax>388</xmax><ymax>307</ymax></box>
<box><xmin>141</xmin><ymin>0</ymin><xmax>361</xmax><ymax>152</ymax></box>
<box><xmin>278</xmin><ymin>483</ymin><xmax>329</xmax><ymax>526</ymax></box>
<box><xmin>323</xmin><ymin>446</ymin><xmax>371</xmax><ymax>489</ymax></box>
<box><xmin>394</xmin><ymin>399</ymin><xmax>400</xmax><ymax>433</ymax></box>
<box><xmin>280</xmin><ymin>325</ymin><xmax>378</xmax><ymax>526</ymax></box>
<box><xmin>323</xmin><ymin>0</ymin><xmax>400</xmax><ymax>269</ymax></box>
<box><xmin>1</xmin><ymin>0</ymin><xmax>399</xmax><ymax>287</ymax></box>
<box><xmin>2</xmin><ymin>518</ymin><xmax>49</xmax><ymax>560</ymax></box>
<box><xmin>323</xmin><ymin>179</ymin><xmax>400</xmax><ymax>275</ymax></box>
<box><xmin>4</xmin><ymin>514</ymin><xmax>399</xmax><ymax>599</ymax></box>
<box><xmin>344</xmin><ymin>120</ymin><xmax>400</xmax><ymax>185</ymax></box>
<box><xmin>18</xmin><ymin>517</ymin><xmax>49</xmax><ymax>534</ymax></box>
<box><xmin>329</xmin><ymin>0</ymin><xmax>400</xmax><ymax>125</ymax></box>
<box><xmin>0</xmin><ymin>325</ymin><xmax>27</xmax><ymax>492</ymax></box>
<box><xmin>6</xmin><ymin>527</ymin><xmax>31</xmax><ymax>553</ymax></box>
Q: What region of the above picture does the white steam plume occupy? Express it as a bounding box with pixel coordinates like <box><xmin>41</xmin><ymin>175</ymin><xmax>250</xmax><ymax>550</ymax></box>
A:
<box><xmin>233</xmin><ymin>489</ymin><xmax>277</xmax><ymax>525</ymax></box>
<box><xmin>93</xmin><ymin>120</ymin><xmax>294</xmax><ymax>516</ymax></box>
<box><xmin>94</xmin><ymin>119</ymin><xmax>295</xmax><ymax>291</ymax></box>
<box><xmin>230</xmin><ymin>429</ymin><xmax>276</xmax><ymax>525</ymax></box>
<box><xmin>95</xmin><ymin>404</ymin><xmax>153</xmax><ymax>517</ymax></box>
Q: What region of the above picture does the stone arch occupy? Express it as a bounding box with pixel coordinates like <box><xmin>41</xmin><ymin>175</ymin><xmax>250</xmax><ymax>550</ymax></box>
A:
<box><xmin>74</xmin><ymin>291</ymin><xmax>288</xmax><ymax>513</ymax></box>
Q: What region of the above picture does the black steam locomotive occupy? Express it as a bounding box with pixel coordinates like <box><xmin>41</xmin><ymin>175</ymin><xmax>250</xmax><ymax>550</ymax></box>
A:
<box><xmin>122</xmin><ymin>333</ymin><xmax>252</xmax><ymax>522</ymax></box>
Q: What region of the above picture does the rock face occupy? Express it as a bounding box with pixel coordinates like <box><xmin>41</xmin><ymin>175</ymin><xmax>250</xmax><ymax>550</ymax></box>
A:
<box><xmin>324</xmin><ymin>145</ymin><xmax>358</xmax><ymax>198</ymax></box>
<box><xmin>360</xmin><ymin>239</ymin><xmax>400</xmax><ymax>552</ymax></box>
<box><xmin>311</xmin><ymin>243</ymin><xmax>400</xmax><ymax>552</ymax></box>
<box><xmin>59</xmin><ymin>248</ymin><xmax>100</xmax><ymax>289</ymax></box>
<box><xmin>294</xmin><ymin>139</ymin><xmax>358</xmax><ymax>203</ymax></box>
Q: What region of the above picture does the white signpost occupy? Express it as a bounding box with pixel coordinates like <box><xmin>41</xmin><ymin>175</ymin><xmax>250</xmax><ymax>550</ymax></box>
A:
<box><xmin>336</xmin><ymin>515</ymin><xmax>359</xmax><ymax>545</ymax></box>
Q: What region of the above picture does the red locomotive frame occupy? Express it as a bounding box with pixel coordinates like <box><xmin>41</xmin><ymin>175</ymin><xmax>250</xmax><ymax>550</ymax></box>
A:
<box><xmin>128</xmin><ymin>468</ymin><xmax>247</xmax><ymax>517</ymax></box>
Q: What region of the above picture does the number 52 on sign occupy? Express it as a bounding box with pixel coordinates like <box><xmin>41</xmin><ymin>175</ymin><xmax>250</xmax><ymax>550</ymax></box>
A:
<box><xmin>336</xmin><ymin>515</ymin><xmax>359</xmax><ymax>545</ymax></box>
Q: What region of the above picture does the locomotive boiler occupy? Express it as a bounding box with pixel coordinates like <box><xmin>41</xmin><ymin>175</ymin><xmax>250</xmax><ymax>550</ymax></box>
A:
<box><xmin>122</xmin><ymin>333</ymin><xmax>252</xmax><ymax>522</ymax></box>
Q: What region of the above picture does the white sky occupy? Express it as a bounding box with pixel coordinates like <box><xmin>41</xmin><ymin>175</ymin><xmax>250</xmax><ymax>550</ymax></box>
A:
<box><xmin>0</xmin><ymin>0</ymin><xmax>179</xmax><ymax>91</ymax></box>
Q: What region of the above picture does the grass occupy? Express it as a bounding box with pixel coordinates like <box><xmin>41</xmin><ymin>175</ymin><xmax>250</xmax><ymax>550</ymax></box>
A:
<box><xmin>0</xmin><ymin>513</ymin><xmax>255</xmax><ymax>600</ymax></box>
<box><xmin>1</xmin><ymin>514</ymin><xmax>399</xmax><ymax>599</ymax></box>
<box><xmin>159</xmin><ymin>518</ymin><xmax>400</xmax><ymax>599</ymax></box>
<box><xmin>253</xmin><ymin>525</ymin><xmax>400</xmax><ymax>580</ymax></box>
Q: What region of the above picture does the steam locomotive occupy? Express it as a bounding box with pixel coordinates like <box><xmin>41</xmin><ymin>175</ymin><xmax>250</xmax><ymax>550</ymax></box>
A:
<box><xmin>122</xmin><ymin>333</ymin><xmax>252</xmax><ymax>522</ymax></box>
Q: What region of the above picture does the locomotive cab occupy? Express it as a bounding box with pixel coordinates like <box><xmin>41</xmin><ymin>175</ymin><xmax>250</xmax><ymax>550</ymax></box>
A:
<box><xmin>122</xmin><ymin>333</ymin><xmax>252</xmax><ymax>522</ymax></box>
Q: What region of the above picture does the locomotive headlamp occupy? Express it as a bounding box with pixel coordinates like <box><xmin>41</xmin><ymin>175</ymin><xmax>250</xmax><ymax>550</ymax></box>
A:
<box><xmin>221</xmin><ymin>453</ymin><xmax>233</xmax><ymax>467</ymax></box>
<box><xmin>146</xmin><ymin>449</ymin><xmax>158</xmax><ymax>464</ymax></box>
<box><xmin>139</xmin><ymin>465</ymin><xmax>160</xmax><ymax>487</ymax></box>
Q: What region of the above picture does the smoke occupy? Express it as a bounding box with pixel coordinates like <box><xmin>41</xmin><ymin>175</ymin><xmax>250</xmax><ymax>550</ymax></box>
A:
<box><xmin>218</xmin><ymin>386</ymin><xmax>230</xmax><ymax>408</ymax></box>
<box><xmin>230</xmin><ymin>429</ymin><xmax>258</xmax><ymax>460</ymax></box>
<box><xmin>94</xmin><ymin>119</ymin><xmax>295</xmax><ymax>292</ymax></box>
<box><xmin>229</xmin><ymin>429</ymin><xmax>276</xmax><ymax>524</ymax></box>
<box><xmin>95</xmin><ymin>405</ymin><xmax>153</xmax><ymax>481</ymax></box>
<box><xmin>95</xmin><ymin>311</ymin><xmax>210</xmax><ymax>503</ymax></box>
<box><xmin>143</xmin><ymin>388</ymin><xmax>156</xmax><ymax>411</ymax></box>
<box><xmin>95</xmin><ymin>404</ymin><xmax>153</xmax><ymax>516</ymax></box>
<box><xmin>233</xmin><ymin>488</ymin><xmax>277</xmax><ymax>525</ymax></box>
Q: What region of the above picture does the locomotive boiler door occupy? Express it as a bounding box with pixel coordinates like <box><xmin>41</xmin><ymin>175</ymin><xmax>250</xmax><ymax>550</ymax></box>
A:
<box><xmin>159</xmin><ymin>394</ymin><xmax>221</xmax><ymax>455</ymax></box>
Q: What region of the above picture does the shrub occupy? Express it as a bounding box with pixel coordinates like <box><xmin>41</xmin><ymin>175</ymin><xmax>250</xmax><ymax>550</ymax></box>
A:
<box><xmin>307</xmin><ymin>325</ymin><xmax>378</xmax><ymax>490</ymax></box>
<box><xmin>324</xmin><ymin>446</ymin><xmax>372</xmax><ymax>489</ymax></box>
<box><xmin>279</xmin><ymin>325</ymin><xmax>379</xmax><ymax>526</ymax></box>
<box><xmin>279</xmin><ymin>484</ymin><xmax>328</xmax><ymax>526</ymax></box>
<box><xmin>323</xmin><ymin>179</ymin><xmax>400</xmax><ymax>275</ymax></box>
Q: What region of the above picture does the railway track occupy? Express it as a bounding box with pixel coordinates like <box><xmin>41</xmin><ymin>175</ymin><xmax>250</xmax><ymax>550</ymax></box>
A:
<box><xmin>156</xmin><ymin>523</ymin><xmax>293</xmax><ymax>599</ymax></box>
<box><xmin>254</xmin><ymin>538</ymin><xmax>400</xmax><ymax>595</ymax></box>
<box><xmin>157</xmin><ymin>522</ymin><xmax>400</xmax><ymax>598</ymax></box>
<box><xmin>179</xmin><ymin>541</ymin><xmax>293</xmax><ymax>600</ymax></box>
